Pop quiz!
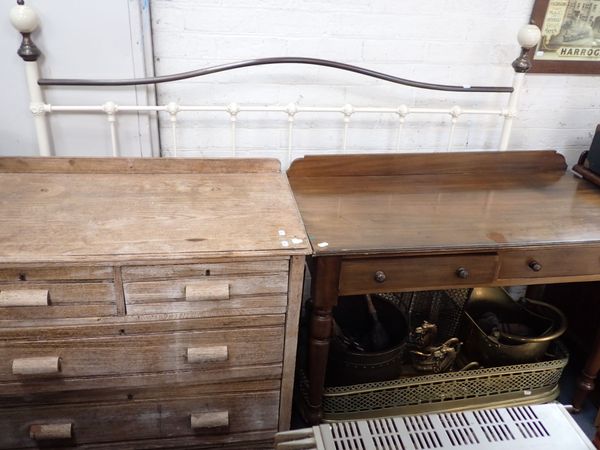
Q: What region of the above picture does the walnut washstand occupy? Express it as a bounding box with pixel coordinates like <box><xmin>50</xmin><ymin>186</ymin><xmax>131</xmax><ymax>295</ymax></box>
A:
<box><xmin>287</xmin><ymin>150</ymin><xmax>600</xmax><ymax>424</ymax></box>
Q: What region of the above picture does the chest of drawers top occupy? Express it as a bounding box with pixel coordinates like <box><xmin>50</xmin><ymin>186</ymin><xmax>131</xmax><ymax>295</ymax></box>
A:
<box><xmin>0</xmin><ymin>157</ymin><xmax>309</xmax><ymax>265</ymax></box>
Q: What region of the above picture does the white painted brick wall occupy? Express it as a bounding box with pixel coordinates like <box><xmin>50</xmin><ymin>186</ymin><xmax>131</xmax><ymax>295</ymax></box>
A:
<box><xmin>151</xmin><ymin>0</ymin><xmax>600</xmax><ymax>167</ymax></box>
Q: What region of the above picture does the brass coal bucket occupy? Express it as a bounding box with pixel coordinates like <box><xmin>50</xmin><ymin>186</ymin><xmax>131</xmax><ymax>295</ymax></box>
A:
<box><xmin>461</xmin><ymin>287</ymin><xmax>567</xmax><ymax>366</ymax></box>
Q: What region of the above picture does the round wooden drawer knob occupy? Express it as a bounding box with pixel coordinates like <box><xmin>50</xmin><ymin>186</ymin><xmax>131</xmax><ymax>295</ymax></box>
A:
<box><xmin>456</xmin><ymin>267</ymin><xmax>470</xmax><ymax>279</ymax></box>
<box><xmin>374</xmin><ymin>271</ymin><xmax>387</xmax><ymax>283</ymax></box>
<box><xmin>528</xmin><ymin>260</ymin><xmax>542</xmax><ymax>272</ymax></box>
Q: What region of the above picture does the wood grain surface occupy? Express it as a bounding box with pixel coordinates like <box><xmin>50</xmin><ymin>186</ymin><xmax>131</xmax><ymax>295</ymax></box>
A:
<box><xmin>124</xmin><ymin>274</ymin><xmax>288</xmax><ymax>303</ymax></box>
<box><xmin>0</xmin><ymin>282</ymin><xmax>117</xmax><ymax>322</ymax></box>
<box><xmin>124</xmin><ymin>294</ymin><xmax>288</xmax><ymax>317</ymax></box>
<box><xmin>498</xmin><ymin>245</ymin><xmax>600</xmax><ymax>280</ymax></box>
<box><xmin>0</xmin><ymin>157</ymin><xmax>281</xmax><ymax>174</ymax></box>
<box><xmin>0</xmin><ymin>314</ymin><xmax>284</xmax><ymax>341</ymax></box>
<box><xmin>1</xmin><ymin>364</ymin><xmax>283</xmax><ymax>397</ymax></box>
<box><xmin>287</xmin><ymin>150</ymin><xmax>567</xmax><ymax>178</ymax></box>
<box><xmin>121</xmin><ymin>259</ymin><xmax>289</xmax><ymax>281</ymax></box>
<box><xmin>278</xmin><ymin>255</ymin><xmax>305</xmax><ymax>431</ymax></box>
<box><xmin>0</xmin><ymin>326</ymin><xmax>284</xmax><ymax>387</ymax></box>
<box><xmin>290</xmin><ymin>150</ymin><xmax>600</xmax><ymax>424</ymax></box>
<box><xmin>0</xmin><ymin>282</ymin><xmax>115</xmax><ymax>305</ymax></box>
<box><xmin>288</xmin><ymin>151</ymin><xmax>600</xmax><ymax>256</ymax></box>
<box><xmin>0</xmin><ymin>266</ymin><xmax>114</xmax><ymax>282</ymax></box>
<box><xmin>339</xmin><ymin>253</ymin><xmax>499</xmax><ymax>294</ymax></box>
<box><xmin>0</xmin><ymin>161</ymin><xmax>310</xmax><ymax>263</ymax></box>
<box><xmin>0</xmin><ymin>310</ymin><xmax>287</xmax><ymax>337</ymax></box>
<box><xmin>0</xmin><ymin>157</ymin><xmax>309</xmax><ymax>446</ymax></box>
<box><xmin>0</xmin><ymin>387</ymin><xmax>279</xmax><ymax>448</ymax></box>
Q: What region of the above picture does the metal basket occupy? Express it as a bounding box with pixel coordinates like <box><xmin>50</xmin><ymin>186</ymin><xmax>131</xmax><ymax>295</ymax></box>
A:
<box><xmin>299</xmin><ymin>341</ymin><xmax>568</xmax><ymax>421</ymax></box>
<box><xmin>377</xmin><ymin>288</ymin><xmax>471</xmax><ymax>345</ymax></box>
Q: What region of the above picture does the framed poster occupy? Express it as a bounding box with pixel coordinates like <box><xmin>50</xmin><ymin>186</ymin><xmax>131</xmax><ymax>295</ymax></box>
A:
<box><xmin>529</xmin><ymin>0</ymin><xmax>600</xmax><ymax>73</ymax></box>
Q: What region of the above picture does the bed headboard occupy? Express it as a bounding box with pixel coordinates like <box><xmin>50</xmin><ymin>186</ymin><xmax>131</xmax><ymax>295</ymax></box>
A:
<box><xmin>10</xmin><ymin>1</ymin><xmax>542</xmax><ymax>167</ymax></box>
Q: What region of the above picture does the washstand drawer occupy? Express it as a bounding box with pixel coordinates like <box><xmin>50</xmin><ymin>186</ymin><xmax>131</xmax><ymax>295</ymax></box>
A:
<box><xmin>0</xmin><ymin>326</ymin><xmax>284</xmax><ymax>387</ymax></box>
<box><xmin>339</xmin><ymin>253</ymin><xmax>499</xmax><ymax>295</ymax></box>
<box><xmin>499</xmin><ymin>246</ymin><xmax>600</xmax><ymax>280</ymax></box>
<box><xmin>124</xmin><ymin>274</ymin><xmax>289</xmax><ymax>316</ymax></box>
<box><xmin>0</xmin><ymin>389</ymin><xmax>279</xmax><ymax>448</ymax></box>
<box><xmin>0</xmin><ymin>282</ymin><xmax>117</xmax><ymax>321</ymax></box>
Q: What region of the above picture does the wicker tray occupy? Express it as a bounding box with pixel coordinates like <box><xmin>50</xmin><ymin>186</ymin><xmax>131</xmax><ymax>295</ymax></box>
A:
<box><xmin>300</xmin><ymin>341</ymin><xmax>568</xmax><ymax>421</ymax></box>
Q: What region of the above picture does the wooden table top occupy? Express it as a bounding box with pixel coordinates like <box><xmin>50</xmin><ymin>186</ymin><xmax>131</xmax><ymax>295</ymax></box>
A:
<box><xmin>288</xmin><ymin>151</ymin><xmax>600</xmax><ymax>256</ymax></box>
<box><xmin>0</xmin><ymin>157</ymin><xmax>310</xmax><ymax>264</ymax></box>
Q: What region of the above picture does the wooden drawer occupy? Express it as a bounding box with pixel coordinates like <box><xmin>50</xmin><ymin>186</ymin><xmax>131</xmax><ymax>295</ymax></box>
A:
<box><xmin>0</xmin><ymin>326</ymin><xmax>284</xmax><ymax>391</ymax></box>
<box><xmin>339</xmin><ymin>253</ymin><xmax>499</xmax><ymax>295</ymax></box>
<box><xmin>0</xmin><ymin>282</ymin><xmax>117</xmax><ymax>321</ymax></box>
<box><xmin>498</xmin><ymin>246</ymin><xmax>600</xmax><ymax>281</ymax></box>
<box><xmin>122</xmin><ymin>260</ymin><xmax>289</xmax><ymax>281</ymax></box>
<box><xmin>0</xmin><ymin>266</ymin><xmax>114</xmax><ymax>283</ymax></box>
<box><xmin>124</xmin><ymin>274</ymin><xmax>288</xmax><ymax>316</ymax></box>
<box><xmin>0</xmin><ymin>388</ymin><xmax>279</xmax><ymax>448</ymax></box>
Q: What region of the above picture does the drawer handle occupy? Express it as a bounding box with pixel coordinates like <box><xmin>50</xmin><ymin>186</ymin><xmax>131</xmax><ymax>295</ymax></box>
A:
<box><xmin>13</xmin><ymin>356</ymin><xmax>61</xmax><ymax>376</ymax></box>
<box><xmin>30</xmin><ymin>423</ymin><xmax>72</xmax><ymax>440</ymax></box>
<box><xmin>190</xmin><ymin>411</ymin><xmax>229</xmax><ymax>430</ymax></box>
<box><xmin>528</xmin><ymin>260</ymin><xmax>543</xmax><ymax>272</ymax></box>
<box><xmin>187</xmin><ymin>346</ymin><xmax>228</xmax><ymax>364</ymax></box>
<box><xmin>185</xmin><ymin>282</ymin><xmax>230</xmax><ymax>302</ymax></box>
<box><xmin>0</xmin><ymin>289</ymin><xmax>49</xmax><ymax>307</ymax></box>
<box><xmin>374</xmin><ymin>271</ymin><xmax>387</xmax><ymax>283</ymax></box>
<box><xmin>456</xmin><ymin>267</ymin><xmax>470</xmax><ymax>279</ymax></box>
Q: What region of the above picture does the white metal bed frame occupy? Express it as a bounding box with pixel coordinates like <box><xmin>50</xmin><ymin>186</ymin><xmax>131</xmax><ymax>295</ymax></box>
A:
<box><xmin>10</xmin><ymin>1</ymin><xmax>542</xmax><ymax>164</ymax></box>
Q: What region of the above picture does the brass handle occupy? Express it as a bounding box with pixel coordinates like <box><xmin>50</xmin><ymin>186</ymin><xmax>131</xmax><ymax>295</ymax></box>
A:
<box><xmin>456</xmin><ymin>267</ymin><xmax>469</xmax><ymax>279</ymax></box>
<box><xmin>13</xmin><ymin>356</ymin><xmax>61</xmax><ymax>376</ymax></box>
<box><xmin>185</xmin><ymin>282</ymin><xmax>230</xmax><ymax>302</ymax></box>
<box><xmin>374</xmin><ymin>271</ymin><xmax>387</xmax><ymax>283</ymax></box>
<box><xmin>528</xmin><ymin>260</ymin><xmax>542</xmax><ymax>272</ymax></box>
<box><xmin>187</xmin><ymin>346</ymin><xmax>228</xmax><ymax>364</ymax></box>
<box><xmin>190</xmin><ymin>411</ymin><xmax>229</xmax><ymax>430</ymax></box>
<box><xmin>30</xmin><ymin>423</ymin><xmax>72</xmax><ymax>440</ymax></box>
<box><xmin>0</xmin><ymin>289</ymin><xmax>49</xmax><ymax>307</ymax></box>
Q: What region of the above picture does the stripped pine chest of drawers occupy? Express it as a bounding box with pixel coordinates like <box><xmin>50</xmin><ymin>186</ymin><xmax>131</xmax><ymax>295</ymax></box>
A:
<box><xmin>0</xmin><ymin>157</ymin><xmax>310</xmax><ymax>450</ymax></box>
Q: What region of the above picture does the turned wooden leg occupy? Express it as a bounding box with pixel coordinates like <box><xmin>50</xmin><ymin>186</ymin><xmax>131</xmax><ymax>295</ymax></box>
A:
<box><xmin>305</xmin><ymin>256</ymin><xmax>341</xmax><ymax>425</ymax></box>
<box><xmin>594</xmin><ymin>409</ymin><xmax>600</xmax><ymax>450</ymax></box>
<box><xmin>306</xmin><ymin>306</ymin><xmax>334</xmax><ymax>424</ymax></box>
<box><xmin>573</xmin><ymin>327</ymin><xmax>600</xmax><ymax>412</ymax></box>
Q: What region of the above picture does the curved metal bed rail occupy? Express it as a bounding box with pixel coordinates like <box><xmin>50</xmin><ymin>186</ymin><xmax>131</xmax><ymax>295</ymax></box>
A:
<box><xmin>37</xmin><ymin>57</ymin><xmax>514</xmax><ymax>93</ymax></box>
<box><xmin>10</xmin><ymin>0</ymin><xmax>542</xmax><ymax>158</ymax></box>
